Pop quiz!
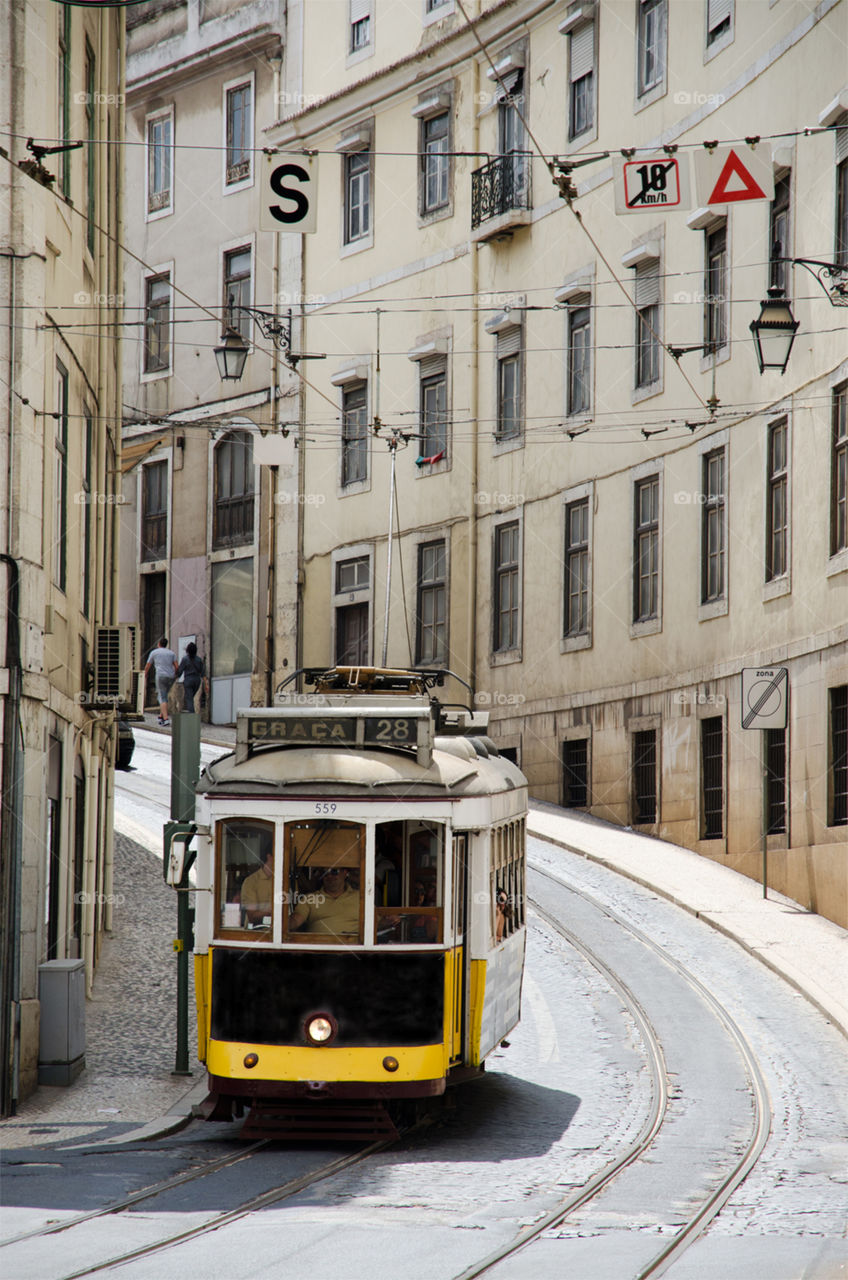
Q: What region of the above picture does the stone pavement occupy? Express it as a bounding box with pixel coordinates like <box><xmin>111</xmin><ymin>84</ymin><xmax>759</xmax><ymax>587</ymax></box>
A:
<box><xmin>528</xmin><ymin>800</ymin><xmax>848</xmax><ymax>1043</ymax></box>
<box><xmin>3</xmin><ymin>790</ymin><xmax>845</xmax><ymax>1151</ymax></box>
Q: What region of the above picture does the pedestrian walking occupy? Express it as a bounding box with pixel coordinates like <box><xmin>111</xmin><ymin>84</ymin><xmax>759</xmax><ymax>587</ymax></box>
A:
<box><xmin>144</xmin><ymin>636</ymin><xmax>178</xmax><ymax>726</ymax></box>
<box><xmin>176</xmin><ymin>641</ymin><xmax>209</xmax><ymax>714</ymax></box>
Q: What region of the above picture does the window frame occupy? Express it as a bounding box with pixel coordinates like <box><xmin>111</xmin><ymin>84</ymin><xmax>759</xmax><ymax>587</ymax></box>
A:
<box><xmin>567</xmin><ymin>298</ymin><xmax>592</xmax><ymax>417</ymax></box>
<box><xmin>222</xmin><ymin>74</ymin><xmax>254</xmax><ymax>193</ymax></box>
<box><xmin>222</xmin><ymin>244</ymin><xmax>253</xmax><ymax>344</ymax></box>
<box><xmin>769</xmin><ymin>168</ymin><xmax>791</xmax><ymax>294</ymax></box>
<box><xmin>766</xmin><ymin>418</ymin><xmax>789</xmax><ymax>583</ymax></box>
<box><xmin>631</xmin><ymin>726</ymin><xmax>659</xmax><ymax>826</ymax></box>
<box><xmin>344</xmin><ymin>148</ymin><xmax>372</xmax><ymax>247</ymax></box>
<box><xmin>54</xmin><ymin>359</ymin><xmax>69</xmax><ymax>592</ymax></box>
<box><xmin>141</xmin><ymin>457</ymin><xmax>169</xmax><ymax>563</ymax></box>
<box><xmin>419</xmin><ymin>364</ymin><xmax>448</xmax><ymax>462</ymax></box>
<box><xmin>58</xmin><ymin>4</ymin><xmax>71</xmax><ymax>198</ymax></box>
<box><xmin>492</xmin><ymin>517</ymin><xmax>522</xmax><ymax>659</ymax></box>
<box><xmin>415</xmin><ymin>539</ymin><xmax>448</xmax><ymax>666</ymax></box>
<box><xmin>704</xmin><ymin>220</ymin><xmax>729</xmax><ymax>356</ymax></box>
<box><xmin>700</xmin><ymin>715</ymin><xmax>725</xmax><ymax>840</ymax></box>
<box><xmin>213</xmin><ymin>430</ymin><xmax>255</xmax><ymax>551</ymax></box>
<box><xmin>636</xmin><ymin>0</ymin><xmax>667</xmax><ymax>105</ymax></box>
<box><xmin>830</xmin><ymin>685</ymin><xmax>848</xmax><ymax>827</ymax></box>
<box><xmin>332</xmin><ymin>546</ymin><xmax>373</xmax><ymax>667</ymax></box>
<box><xmin>832</xmin><ymin>381</ymin><xmax>848</xmax><ymax>559</ymax></box>
<box><xmin>420</xmin><ymin>110</ymin><xmax>451</xmax><ymax>217</ymax></box>
<box><xmin>632</xmin><ymin>470</ymin><xmax>661</xmax><ymax>632</ymax></box>
<box><xmin>142</xmin><ymin>268</ymin><xmax>172</xmax><ymax>379</ymax></box>
<box><xmin>705</xmin><ymin>0</ymin><xmax>734</xmax><ymax>59</ymax></box>
<box><xmin>341</xmin><ymin>380</ymin><xmax>369</xmax><ymax>488</ymax></box>
<box><xmin>567</xmin><ymin>17</ymin><xmax>597</xmax><ymax>145</ymax></box>
<box><xmin>146</xmin><ymin>106</ymin><xmax>174</xmax><ymax>221</ymax></box>
<box><xmin>700</xmin><ymin>446</ymin><xmax>726</xmax><ymax>607</ymax></box>
<box><xmin>563</xmin><ymin>497</ymin><xmax>590</xmax><ymax>639</ymax></box>
<box><xmin>84</xmin><ymin>38</ymin><xmax>96</xmax><ymax>255</ymax></box>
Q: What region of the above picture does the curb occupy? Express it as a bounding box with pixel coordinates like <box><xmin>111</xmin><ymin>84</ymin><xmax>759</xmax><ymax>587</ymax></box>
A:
<box><xmin>62</xmin><ymin>1079</ymin><xmax>209</xmax><ymax>1151</ymax></box>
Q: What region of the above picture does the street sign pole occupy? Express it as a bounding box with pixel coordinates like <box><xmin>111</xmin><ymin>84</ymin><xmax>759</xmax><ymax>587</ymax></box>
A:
<box><xmin>169</xmin><ymin>713</ymin><xmax>200</xmax><ymax>1077</ymax></box>
<box><xmin>740</xmin><ymin>667</ymin><xmax>789</xmax><ymax>904</ymax></box>
<box><xmin>761</xmin><ymin>731</ymin><xmax>769</xmax><ymax>900</ymax></box>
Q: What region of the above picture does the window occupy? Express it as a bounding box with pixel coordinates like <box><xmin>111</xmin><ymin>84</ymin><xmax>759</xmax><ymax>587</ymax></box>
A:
<box><xmin>831</xmin><ymin>686</ymin><xmax>848</xmax><ymax>826</ymax></box>
<box><xmin>701</xmin><ymin>447</ymin><xmax>726</xmax><ymax>604</ymax></box>
<box><xmin>225</xmin><ymin>81</ymin><xmax>252</xmax><ymax>186</ymax></box>
<box><xmin>563</xmin><ymin>739</ymin><xmax>589</xmax><ymax>808</ymax></box>
<box><xmin>489</xmin><ymin>819</ymin><xmax>525</xmax><ymax>945</ymax></box>
<box><xmin>350</xmin><ymin>0</ymin><xmax>371</xmax><ymax>51</ymax></box>
<box><xmin>213</xmin><ymin>431</ymin><xmax>254</xmax><ymax>548</ymax></box>
<box><xmin>217</xmin><ymin>819</ymin><xmax>275</xmax><ymax>937</ymax></box>
<box><xmin>706</xmin><ymin>0</ymin><xmax>733</xmax><ymax>47</ymax></box>
<box><xmin>633</xmin><ymin>476</ymin><xmax>659</xmax><ymax>622</ymax></box>
<box><xmin>705</xmin><ymin>222</ymin><xmax>728</xmax><ymax>354</ymax></box>
<box><xmin>837</xmin><ymin>121</ymin><xmax>848</xmax><ymax>267</ymax></box>
<box><xmin>144</xmin><ymin>273</ymin><xmax>171</xmax><ymax>374</ymax></box>
<box><xmin>82</xmin><ymin>411</ymin><xmax>92</xmax><ymax>616</ymax></box>
<box><xmin>496</xmin><ymin>327</ymin><xmax>522</xmax><ymax>441</ymax></box>
<box><xmin>141</xmin><ymin>459</ymin><xmax>167</xmax><ymax>562</ymax></box>
<box><xmin>564</xmin><ymin>498</ymin><xmax>589</xmax><ymax>636</ymax></box>
<box><xmin>416</xmin><ymin>540</ymin><xmax>447</xmax><ymax>665</ymax></box>
<box><xmin>494</xmin><ymin>521</ymin><xmax>520</xmax><ymax>652</ymax></box>
<box><xmin>421</xmin><ymin>112</ymin><xmax>450</xmax><ymax>214</ymax></box>
<box><xmin>223</xmin><ymin>246</ymin><xmax>252</xmax><ymax>342</ymax></box>
<box><xmin>766</xmin><ymin>420</ymin><xmax>788</xmax><ymax>580</ymax></box>
<box><xmin>637</xmin><ymin>0</ymin><xmax>666</xmax><ymax>97</ymax></box>
<box><xmin>58</xmin><ymin>4</ymin><xmax>71</xmax><ymax>197</ymax></box>
<box><xmin>342</xmin><ymin>382</ymin><xmax>368</xmax><ymax>486</ymax></box>
<box><xmin>333</xmin><ymin>553</ymin><xmax>371</xmax><ymax>665</ymax></box>
<box><xmin>832</xmin><ymin>382</ymin><xmax>848</xmax><ymax>556</ymax></box>
<box><xmin>765</xmin><ymin>728</ymin><xmax>787</xmax><ymax>835</ymax></box>
<box><xmin>344</xmin><ymin>149</ymin><xmax>371</xmax><ymax>244</ymax></box>
<box><xmin>419</xmin><ymin>364</ymin><xmax>447</xmax><ymax>460</ymax></box>
<box><xmin>85</xmin><ymin>40</ymin><xmax>95</xmax><ymax>253</ymax></box>
<box><xmin>568</xmin><ymin>19</ymin><xmax>595</xmax><ymax>140</ymax></box>
<box><xmin>498</xmin><ymin>70</ymin><xmax>529</xmax><ymax>206</ymax></box>
<box><xmin>147</xmin><ymin>110</ymin><xmax>173</xmax><ymax>215</ymax></box>
<box><xmin>375</xmin><ymin>821</ymin><xmax>444</xmax><ymax>946</ymax></box>
<box><xmin>701</xmin><ymin>717</ymin><xmax>724</xmax><ymax>839</ymax></box>
<box><xmin>54</xmin><ymin>361</ymin><xmax>68</xmax><ymax>591</ymax></box>
<box><xmin>634</xmin><ymin>260</ymin><xmax>660</xmax><ymax>389</ymax></box>
<box><xmin>567</xmin><ymin>299</ymin><xmax>591</xmax><ymax>415</ymax></box>
<box><xmin>632</xmin><ymin>729</ymin><xmax>657</xmax><ymax>824</ymax></box>
<box><xmin>769</xmin><ymin>170</ymin><xmax>791</xmax><ymax>293</ymax></box>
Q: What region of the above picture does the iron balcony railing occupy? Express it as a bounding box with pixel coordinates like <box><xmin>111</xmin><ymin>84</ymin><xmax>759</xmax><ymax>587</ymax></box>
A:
<box><xmin>471</xmin><ymin>153</ymin><xmax>531</xmax><ymax>230</ymax></box>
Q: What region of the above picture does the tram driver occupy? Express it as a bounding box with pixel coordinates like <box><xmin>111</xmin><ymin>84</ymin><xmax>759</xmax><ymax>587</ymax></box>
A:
<box><xmin>239</xmin><ymin>846</ymin><xmax>274</xmax><ymax>926</ymax></box>
<box><xmin>287</xmin><ymin>863</ymin><xmax>360</xmax><ymax>936</ymax></box>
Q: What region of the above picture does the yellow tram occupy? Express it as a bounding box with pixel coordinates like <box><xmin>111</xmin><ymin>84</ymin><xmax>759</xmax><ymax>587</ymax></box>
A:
<box><xmin>190</xmin><ymin>668</ymin><xmax>527</xmax><ymax>1132</ymax></box>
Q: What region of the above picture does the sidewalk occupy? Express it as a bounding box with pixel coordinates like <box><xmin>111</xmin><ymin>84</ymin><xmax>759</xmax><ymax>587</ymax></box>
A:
<box><xmin>528</xmin><ymin>800</ymin><xmax>848</xmax><ymax>1043</ymax></box>
<box><xmin>3</xmin><ymin>797</ymin><xmax>845</xmax><ymax>1151</ymax></box>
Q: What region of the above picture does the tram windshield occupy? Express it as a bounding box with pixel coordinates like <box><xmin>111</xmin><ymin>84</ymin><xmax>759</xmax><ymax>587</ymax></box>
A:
<box><xmin>217</xmin><ymin>819</ymin><xmax>275</xmax><ymax>936</ymax></box>
<box><xmin>375</xmin><ymin>820</ymin><xmax>443</xmax><ymax>945</ymax></box>
<box><xmin>284</xmin><ymin>821</ymin><xmax>364</xmax><ymax>943</ymax></box>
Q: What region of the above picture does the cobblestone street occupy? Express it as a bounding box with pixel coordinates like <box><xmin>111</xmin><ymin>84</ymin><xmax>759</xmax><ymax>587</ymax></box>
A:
<box><xmin>1</xmin><ymin>832</ymin><xmax>199</xmax><ymax>1149</ymax></box>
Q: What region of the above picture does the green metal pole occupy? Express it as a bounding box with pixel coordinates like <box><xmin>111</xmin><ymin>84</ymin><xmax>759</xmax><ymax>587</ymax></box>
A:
<box><xmin>170</xmin><ymin>713</ymin><xmax>201</xmax><ymax>1076</ymax></box>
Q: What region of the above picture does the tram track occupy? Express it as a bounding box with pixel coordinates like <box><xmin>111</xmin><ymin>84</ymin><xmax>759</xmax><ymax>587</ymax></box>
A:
<box><xmin>44</xmin><ymin>1137</ymin><xmax>396</xmax><ymax>1279</ymax></box>
<box><xmin>455</xmin><ymin>865</ymin><xmax>772</xmax><ymax>1280</ymax></box>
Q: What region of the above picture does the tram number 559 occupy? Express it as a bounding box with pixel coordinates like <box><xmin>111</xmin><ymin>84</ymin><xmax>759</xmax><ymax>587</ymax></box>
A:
<box><xmin>260</xmin><ymin>157</ymin><xmax>318</xmax><ymax>234</ymax></box>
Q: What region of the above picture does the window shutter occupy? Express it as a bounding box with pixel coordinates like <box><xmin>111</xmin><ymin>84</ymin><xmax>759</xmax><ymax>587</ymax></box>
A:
<box><xmin>707</xmin><ymin>0</ymin><xmax>731</xmax><ymax>31</ymax></box>
<box><xmin>570</xmin><ymin>23</ymin><xmax>594</xmax><ymax>82</ymax></box>
<box><xmin>350</xmin><ymin>0</ymin><xmax>369</xmax><ymax>21</ymax></box>
<box><xmin>419</xmin><ymin>354</ymin><xmax>446</xmax><ymax>380</ymax></box>
<box><xmin>497</xmin><ymin>327</ymin><xmax>522</xmax><ymax>358</ymax></box>
<box><xmin>836</xmin><ymin>117</ymin><xmax>848</xmax><ymax>165</ymax></box>
<box><xmin>634</xmin><ymin>260</ymin><xmax>660</xmax><ymax>308</ymax></box>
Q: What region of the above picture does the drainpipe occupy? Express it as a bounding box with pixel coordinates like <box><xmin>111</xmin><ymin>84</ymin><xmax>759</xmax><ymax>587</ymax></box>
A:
<box><xmin>467</xmin><ymin>43</ymin><xmax>481</xmax><ymax>702</ymax></box>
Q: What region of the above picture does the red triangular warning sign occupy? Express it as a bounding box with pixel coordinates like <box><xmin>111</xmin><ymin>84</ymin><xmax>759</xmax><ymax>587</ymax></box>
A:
<box><xmin>707</xmin><ymin>149</ymin><xmax>768</xmax><ymax>204</ymax></box>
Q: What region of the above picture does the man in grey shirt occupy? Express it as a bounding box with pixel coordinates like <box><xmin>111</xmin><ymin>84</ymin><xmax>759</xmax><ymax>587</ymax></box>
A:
<box><xmin>144</xmin><ymin>637</ymin><xmax>178</xmax><ymax>726</ymax></box>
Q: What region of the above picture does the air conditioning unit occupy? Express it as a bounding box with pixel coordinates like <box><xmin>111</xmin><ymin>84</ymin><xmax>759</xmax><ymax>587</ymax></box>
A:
<box><xmin>91</xmin><ymin>625</ymin><xmax>138</xmax><ymax>708</ymax></box>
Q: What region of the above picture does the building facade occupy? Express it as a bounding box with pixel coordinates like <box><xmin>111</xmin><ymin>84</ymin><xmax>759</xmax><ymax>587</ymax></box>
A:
<box><xmin>120</xmin><ymin>0</ymin><xmax>300</xmax><ymax>723</ymax></box>
<box><xmin>0</xmin><ymin>0</ymin><xmax>125</xmax><ymax>1110</ymax></box>
<box><xmin>268</xmin><ymin>0</ymin><xmax>848</xmax><ymax>926</ymax></box>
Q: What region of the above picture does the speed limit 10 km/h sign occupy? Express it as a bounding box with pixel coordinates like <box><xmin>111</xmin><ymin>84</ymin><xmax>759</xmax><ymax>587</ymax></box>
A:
<box><xmin>741</xmin><ymin>667</ymin><xmax>788</xmax><ymax>730</ymax></box>
<box><xmin>260</xmin><ymin>155</ymin><xmax>318</xmax><ymax>234</ymax></box>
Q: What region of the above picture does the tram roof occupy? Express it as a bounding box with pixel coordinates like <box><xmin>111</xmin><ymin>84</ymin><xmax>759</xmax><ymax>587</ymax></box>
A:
<box><xmin>197</xmin><ymin>736</ymin><xmax>527</xmax><ymax>800</ymax></box>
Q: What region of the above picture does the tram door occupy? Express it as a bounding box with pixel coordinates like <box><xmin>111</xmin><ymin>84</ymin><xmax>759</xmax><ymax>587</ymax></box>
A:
<box><xmin>450</xmin><ymin>833</ymin><xmax>470</xmax><ymax>1063</ymax></box>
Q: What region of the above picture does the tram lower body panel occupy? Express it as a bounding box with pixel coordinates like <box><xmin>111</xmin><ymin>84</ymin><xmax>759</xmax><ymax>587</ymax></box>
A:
<box><xmin>196</xmin><ymin>936</ymin><xmax>524</xmax><ymax>1104</ymax></box>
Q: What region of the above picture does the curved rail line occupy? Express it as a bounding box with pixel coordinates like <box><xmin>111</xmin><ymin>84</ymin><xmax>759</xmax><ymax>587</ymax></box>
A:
<box><xmin>456</xmin><ymin>863</ymin><xmax>771</xmax><ymax>1280</ymax></box>
<box><xmin>53</xmin><ymin>1137</ymin><xmax>395</xmax><ymax>1279</ymax></box>
<box><xmin>1</xmin><ymin>1138</ymin><xmax>270</xmax><ymax>1248</ymax></box>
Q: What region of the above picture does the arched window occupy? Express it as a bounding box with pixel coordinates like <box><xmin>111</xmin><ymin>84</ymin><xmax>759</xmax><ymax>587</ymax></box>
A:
<box><xmin>213</xmin><ymin>430</ymin><xmax>254</xmax><ymax>548</ymax></box>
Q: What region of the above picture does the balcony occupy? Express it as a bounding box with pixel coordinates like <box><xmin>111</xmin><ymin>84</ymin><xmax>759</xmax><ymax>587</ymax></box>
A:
<box><xmin>471</xmin><ymin>154</ymin><xmax>532</xmax><ymax>242</ymax></box>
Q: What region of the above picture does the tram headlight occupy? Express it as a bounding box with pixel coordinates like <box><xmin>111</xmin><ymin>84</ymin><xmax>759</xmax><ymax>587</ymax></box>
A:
<box><xmin>305</xmin><ymin>1013</ymin><xmax>337</xmax><ymax>1045</ymax></box>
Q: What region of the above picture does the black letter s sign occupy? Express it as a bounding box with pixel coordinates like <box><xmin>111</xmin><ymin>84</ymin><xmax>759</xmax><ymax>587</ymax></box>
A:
<box><xmin>268</xmin><ymin>164</ymin><xmax>310</xmax><ymax>224</ymax></box>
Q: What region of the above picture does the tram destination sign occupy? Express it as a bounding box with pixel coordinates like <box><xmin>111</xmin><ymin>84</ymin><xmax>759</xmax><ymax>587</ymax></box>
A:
<box><xmin>237</xmin><ymin>707</ymin><xmax>433</xmax><ymax>766</ymax></box>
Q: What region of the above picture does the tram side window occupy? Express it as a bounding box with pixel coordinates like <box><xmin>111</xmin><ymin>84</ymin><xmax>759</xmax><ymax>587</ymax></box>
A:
<box><xmin>217</xmin><ymin>819</ymin><xmax>275</xmax><ymax>935</ymax></box>
<box><xmin>492</xmin><ymin>818</ymin><xmax>525</xmax><ymax>945</ymax></box>
<box><xmin>375</xmin><ymin>820</ymin><xmax>444</xmax><ymax>945</ymax></box>
<box><xmin>284</xmin><ymin>821</ymin><xmax>364</xmax><ymax>942</ymax></box>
